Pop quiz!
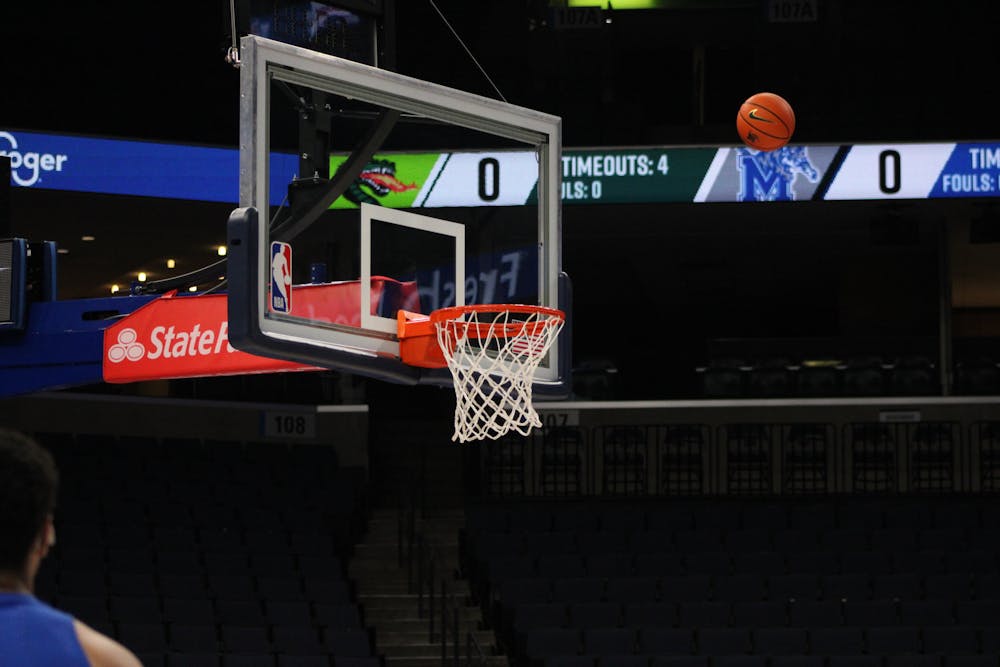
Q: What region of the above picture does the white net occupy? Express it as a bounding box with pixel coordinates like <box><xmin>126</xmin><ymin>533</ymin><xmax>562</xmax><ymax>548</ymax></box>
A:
<box><xmin>433</xmin><ymin>306</ymin><xmax>565</xmax><ymax>443</ymax></box>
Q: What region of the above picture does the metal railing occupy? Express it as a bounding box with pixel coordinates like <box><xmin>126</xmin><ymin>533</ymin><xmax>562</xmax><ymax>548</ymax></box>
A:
<box><xmin>466</xmin><ymin>418</ymin><xmax>1000</xmax><ymax>499</ymax></box>
<box><xmin>467</xmin><ymin>630</ymin><xmax>488</xmax><ymax>667</ymax></box>
<box><xmin>399</xmin><ymin>478</ymin><xmax>487</xmax><ymax>667</ymax></box>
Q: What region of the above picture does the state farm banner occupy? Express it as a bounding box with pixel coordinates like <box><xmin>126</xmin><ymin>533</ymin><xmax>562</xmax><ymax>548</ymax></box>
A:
<box><xmin>103</xmin><ymin>278</ymin><xmax>419</xmax><ymax>383</ymax></box>
<box><xmin>103</xmin><ymin>292</ymin><xmax>317</xmax><ymax>383</ymax></box>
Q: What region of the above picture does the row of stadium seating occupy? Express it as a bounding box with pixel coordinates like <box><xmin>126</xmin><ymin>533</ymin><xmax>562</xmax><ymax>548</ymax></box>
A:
<box><xmin>465</xmin><ymin>499</ymin><xmax>994</xmax><ymax>534</ymax></box>
<box><xmin>694</xmin><ymin>351</ymin><xmax>1000</xmax><ymax>399</ymax></box>
<box><xmin>30</xmin><ymin>432</ymin><xmax>377</xmax><ymax>667</ymax></box>
<box><xmin>505</xmin><ymin>599</ymin><xmax>1000</xmax><ymax>629</ymax></box>
<box><xmin>527</xmin><ymin>650</ymin><xmax>993</xmax><ymax>667</ymax></box>
<box><xmin>462</xmin><ymin>498</ymin><xmax>1000</xmax><ymax>667</ymax></box>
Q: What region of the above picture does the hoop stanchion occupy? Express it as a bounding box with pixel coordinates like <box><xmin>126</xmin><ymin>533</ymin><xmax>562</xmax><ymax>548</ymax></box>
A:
<box><xmin>399</xmin><ymin>305</ymin><xmax>565</xmax><ymax>443</ymax></box>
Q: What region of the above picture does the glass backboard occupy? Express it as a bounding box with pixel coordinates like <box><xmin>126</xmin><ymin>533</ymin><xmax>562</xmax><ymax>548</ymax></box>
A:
<box><xmin>226</xmin><ymin>34</ymin><xmax>569</xmax><ymax>394</ymax></box>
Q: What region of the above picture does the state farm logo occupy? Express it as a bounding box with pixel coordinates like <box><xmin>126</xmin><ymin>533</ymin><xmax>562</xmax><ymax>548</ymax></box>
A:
<box><xmin>107</xmin><ymin>328</ymin><xmax>145</xmax><ymax>363</ymax></box>
<box><xmin>107</xmin><ymin>323</ymin><xmax>236</xmax><ymax>363</ymax></box>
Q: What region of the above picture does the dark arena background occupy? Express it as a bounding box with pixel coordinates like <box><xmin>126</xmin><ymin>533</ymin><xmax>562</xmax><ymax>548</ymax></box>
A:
<box><xmin>3</xmin><ymin>1</ymin><xmax>1000</xmax><ymax>666</ymax></box>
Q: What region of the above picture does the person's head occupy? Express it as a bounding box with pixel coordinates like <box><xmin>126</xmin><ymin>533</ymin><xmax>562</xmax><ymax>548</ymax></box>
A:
<box><xmin>0</xmin><ymin>429</ymin><xmax>58</xmax><ymax>585</ymax></box>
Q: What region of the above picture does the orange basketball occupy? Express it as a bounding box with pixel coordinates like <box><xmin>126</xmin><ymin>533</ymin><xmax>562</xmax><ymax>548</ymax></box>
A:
<box><xmin>736</xmin><ymin>92</ymin><xmax>795</xmax><ymax>151</ymax></box>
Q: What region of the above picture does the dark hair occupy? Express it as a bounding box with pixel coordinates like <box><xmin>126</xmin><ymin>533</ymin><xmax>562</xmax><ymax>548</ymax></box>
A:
<box><xmin>0</xmin><ymin>429</ymin><xmax>59</xmax><ymax>571</ymax></box>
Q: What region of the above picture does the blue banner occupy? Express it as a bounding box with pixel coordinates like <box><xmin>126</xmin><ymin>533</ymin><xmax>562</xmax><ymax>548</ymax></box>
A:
<box><xmin>0</xmin><ymin>129</ymin><xmax>297</xmax><ymax>206</ymax></box>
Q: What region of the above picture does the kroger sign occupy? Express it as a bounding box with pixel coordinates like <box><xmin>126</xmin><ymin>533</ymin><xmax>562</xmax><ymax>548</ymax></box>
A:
<box><xmin>0</xmin><ymin>131</ymin><xmax>69</xmax><ymax>187</ymax></box>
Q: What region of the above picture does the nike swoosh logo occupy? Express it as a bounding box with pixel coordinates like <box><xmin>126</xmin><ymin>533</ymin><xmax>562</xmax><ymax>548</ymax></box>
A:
<box><xmin>748</xmin><ymin>109</ymin><xmax>773</xmax><ymax>123</ymax></box>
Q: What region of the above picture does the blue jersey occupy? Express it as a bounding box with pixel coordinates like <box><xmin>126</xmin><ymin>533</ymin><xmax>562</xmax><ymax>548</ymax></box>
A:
<box><xmin>0</xmin><ymin>592</ymin><xmax>90</xmax><ymax>667</ymax></box>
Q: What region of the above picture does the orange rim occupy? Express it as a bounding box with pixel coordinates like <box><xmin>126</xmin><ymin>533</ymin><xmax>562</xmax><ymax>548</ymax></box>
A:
<box><xmin>430</xmin><ymin>304</ymin><xmax>565</xmax><ymax>340</ymax></box>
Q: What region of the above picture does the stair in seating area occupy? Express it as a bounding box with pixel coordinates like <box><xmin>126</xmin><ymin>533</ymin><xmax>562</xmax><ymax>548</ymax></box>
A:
<box><xmin>349</xmin><ymin>508</ymin><xmax>508</xmax><ymax>667</ymax></box>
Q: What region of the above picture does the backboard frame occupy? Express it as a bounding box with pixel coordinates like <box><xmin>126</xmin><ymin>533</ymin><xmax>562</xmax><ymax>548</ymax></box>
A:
<box><xmin>229</xmin><ymin>34</ymin><xmax>568</xmax><ymax>393</ymax></box>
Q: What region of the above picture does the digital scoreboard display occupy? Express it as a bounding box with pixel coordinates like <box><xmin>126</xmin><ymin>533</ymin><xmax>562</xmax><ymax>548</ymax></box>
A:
<box><xmin>6</xmin><ymin>128</ymin><xmax>1000</xmax><ymax>206</ymax></box>
<box><xmin>239</xmin><ymin>0</ymin><xmax>386</xmax><ymax>66</ymax></box>
<box><xmin>564</xmin><ymin>0</ymin><xmax>756</xmax><ymax>8</ymax></box>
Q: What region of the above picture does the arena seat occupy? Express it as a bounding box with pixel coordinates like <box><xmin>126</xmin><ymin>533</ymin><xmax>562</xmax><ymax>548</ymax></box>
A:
<box><xmin>35</xmin><ymin>432</ymin><xmax>373</xmax><ymax>666</ymax></box>
<box><xmin>464</xmin><ymin>494</ymin><xmax>1000</xmax><ymax>667</ymax></box>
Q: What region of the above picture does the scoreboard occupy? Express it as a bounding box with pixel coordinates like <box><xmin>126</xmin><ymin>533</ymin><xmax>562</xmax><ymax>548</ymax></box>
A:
<box><xmin>3</xmin><ymin>129</ymin><xmax>1000</xmax><ymax>207</ymax></box>
<box><xmin>328</xmin><ymin>142</ymin><xmax>1000</xmax><ymax>208</ymax></box>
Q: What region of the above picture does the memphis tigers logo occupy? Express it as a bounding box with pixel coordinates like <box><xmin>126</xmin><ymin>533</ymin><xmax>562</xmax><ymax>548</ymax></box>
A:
<box><xmin>737</xmin><ymin>145</ymin><xmax>819</xmax><ymax>201</ymax></box>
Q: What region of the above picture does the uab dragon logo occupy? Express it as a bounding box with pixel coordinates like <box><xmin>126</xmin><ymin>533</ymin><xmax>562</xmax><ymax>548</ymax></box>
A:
<box><xmin>344</xmin><ymin>158</ymin><xmax>418</xmax><ymax>205</ymax></box>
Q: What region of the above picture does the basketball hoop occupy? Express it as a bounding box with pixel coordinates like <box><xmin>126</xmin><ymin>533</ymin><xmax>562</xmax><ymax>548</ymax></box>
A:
<box><xmin>398</xmin><ymin>305</ymin><xmax>565</xmax><ymax>443</ymax></box>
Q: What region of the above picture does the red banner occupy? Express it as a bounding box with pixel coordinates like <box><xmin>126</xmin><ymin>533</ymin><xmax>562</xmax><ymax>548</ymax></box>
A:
<box><xmin>102</xmin><ymin>278</ymin><xmax>418</xmax><ymax>383</ymax></box>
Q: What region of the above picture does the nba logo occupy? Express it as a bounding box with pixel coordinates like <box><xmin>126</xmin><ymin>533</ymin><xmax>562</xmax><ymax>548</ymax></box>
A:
<box><xmin>270</xmin><ymin>241</ymin><xmax>292</xmax><ymax>314</ymax></box>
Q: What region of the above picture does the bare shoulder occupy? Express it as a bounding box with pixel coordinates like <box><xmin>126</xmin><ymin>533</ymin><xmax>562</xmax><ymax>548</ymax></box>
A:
<box><xmin>74</xmin><ymin>619</ymin><xmax>144</xmax><ymax>667</ymax></box>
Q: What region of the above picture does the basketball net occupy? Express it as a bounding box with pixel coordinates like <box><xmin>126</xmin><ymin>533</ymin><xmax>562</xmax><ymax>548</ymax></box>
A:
<box><xmin>432</xmin><ymin>306</ymin><xmax>565</xmax><ymax>443</ymax></box>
